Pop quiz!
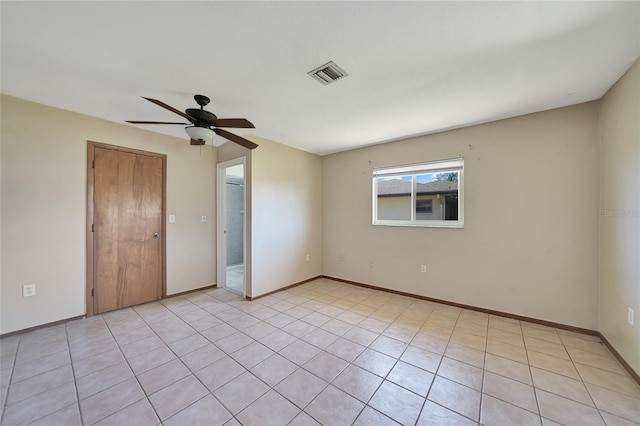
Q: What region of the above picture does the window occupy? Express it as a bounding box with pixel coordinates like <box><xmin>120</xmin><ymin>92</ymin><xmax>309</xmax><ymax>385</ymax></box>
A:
<box><xmin>373</xmin><ymin>158</ymin><xmax>464</xmax><ymax>228</ymax></box>
<box><xmin>416</xmin><ymin>199</ymin><xmax>433</xmax><ymax>214</ymax></box>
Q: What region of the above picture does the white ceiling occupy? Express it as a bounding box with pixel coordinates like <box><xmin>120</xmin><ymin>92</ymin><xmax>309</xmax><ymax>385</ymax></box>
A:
<box><xmin>2</xmin><ymin>1</ymin><xmax>639</xmax><ymax>155</ymax></box>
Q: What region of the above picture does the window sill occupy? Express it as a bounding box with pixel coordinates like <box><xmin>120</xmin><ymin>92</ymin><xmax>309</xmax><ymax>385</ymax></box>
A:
<box><xmin>372</xmin><ymin>221</ymin><xmax>464</xmax><ymax>229</ymax></box>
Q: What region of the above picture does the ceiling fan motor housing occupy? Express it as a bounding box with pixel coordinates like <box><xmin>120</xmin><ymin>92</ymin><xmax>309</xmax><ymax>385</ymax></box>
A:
<box><xmin>185</xmin><ymin>108</ymin><xmax>217</xmax><ymax>124</ymax></box>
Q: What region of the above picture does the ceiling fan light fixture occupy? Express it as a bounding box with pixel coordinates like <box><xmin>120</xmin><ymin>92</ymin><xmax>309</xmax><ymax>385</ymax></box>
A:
<box><xmin>185</xmin><ymin>126</ymin><xmax>214</xmax><ymax>144</ymax></box>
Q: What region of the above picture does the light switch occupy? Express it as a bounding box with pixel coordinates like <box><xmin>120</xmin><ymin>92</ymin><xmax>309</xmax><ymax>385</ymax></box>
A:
<box><xmin>201</xmin><ymin>215</ymin><xmax>207</xmax><ymax>223</ymax></box>
<box><xmin>169</xmin><ymin>214</ymin><xmax>176</xmax><ymax>224</ymax></box>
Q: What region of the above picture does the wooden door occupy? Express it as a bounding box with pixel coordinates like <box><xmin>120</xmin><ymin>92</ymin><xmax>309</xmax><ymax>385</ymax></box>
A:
<box><xmin>91</xmin><ymin>144</ymin><xmax>164</xmax><ymax>314</ymax></box>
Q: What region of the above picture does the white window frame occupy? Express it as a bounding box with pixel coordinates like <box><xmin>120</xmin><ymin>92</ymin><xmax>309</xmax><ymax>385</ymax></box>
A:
<box><xmin>372</xmin><ymin>157</ymin><xmax>464</xmax><ymax>228</ymax></box>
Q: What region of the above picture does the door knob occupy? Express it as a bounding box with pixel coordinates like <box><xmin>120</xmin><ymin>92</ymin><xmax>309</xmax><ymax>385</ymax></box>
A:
<box><xmin>153</xmin><ymin>233</ymin><xmax>160</xmax><ymax>238</ymax></box>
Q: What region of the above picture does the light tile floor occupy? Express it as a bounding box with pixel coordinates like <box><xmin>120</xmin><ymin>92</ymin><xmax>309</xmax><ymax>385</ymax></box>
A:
<box><xmin>226</xmin><ymin>264</ymin><xmax>244</xmax><ymax>294</ymax></box>
<box><xmin>1</xmin><ymin>278</ymin><xmax>639</xmax><ymax>425</ymax></box>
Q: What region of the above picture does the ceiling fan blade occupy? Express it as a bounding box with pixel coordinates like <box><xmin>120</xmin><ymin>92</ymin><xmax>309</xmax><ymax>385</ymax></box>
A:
<box><xmin>190</xmin><ymin>138</ymin><xmax>205</xmax><ymax>146</ymax></box>
<box><xmin>126</xmin><ymin>120</ymin><xmax>190</xmax><ymax>125</ymax></box>
<box><xmin>210</xmin><ymin>118</ymin><xmax>255</xmax><ymax>128</ymax></box>
<box><xmin>213</xmin><ymin>128</ymin><xmax>258</xmax><ymax>150</ymax></box>
<box><xmin>142</xmin><ymin>97</ymin><xmax>195</xmax><ymax>122</ymax></box>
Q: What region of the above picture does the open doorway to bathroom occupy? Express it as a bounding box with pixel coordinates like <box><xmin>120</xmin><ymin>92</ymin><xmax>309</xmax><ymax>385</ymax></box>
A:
<box><xmin>217</xmin><ymin>158</ymin><xmax>246</xmax><ymax>296</ymax></box>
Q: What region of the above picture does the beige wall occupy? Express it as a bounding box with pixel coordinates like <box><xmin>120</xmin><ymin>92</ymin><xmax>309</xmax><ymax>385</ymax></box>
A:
<box><xmin>323</xmin><ymin>103</ymin><xmax>601</xmax><ymax>329</ymax></box>
<box><xmin>598</xmin><ymin>60</ymin><xmax>640</xmax><ymax>374</ymax></box>
<box><xmin>1</xmin><ymin>95</ymin><xmax>216</xmax><ymax>334</ymax></box>
<box><xmin>250</xmin><ymin>137</ymin><xmax>322</xmax><ymax>297</ymax></box>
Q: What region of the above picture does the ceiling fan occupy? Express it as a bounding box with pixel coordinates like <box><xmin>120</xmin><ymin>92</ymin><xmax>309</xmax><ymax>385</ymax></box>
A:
<box><xmin>126</xmin><ymin>95</ymin><xmax>258</xmax><ymax>149</ymax></box>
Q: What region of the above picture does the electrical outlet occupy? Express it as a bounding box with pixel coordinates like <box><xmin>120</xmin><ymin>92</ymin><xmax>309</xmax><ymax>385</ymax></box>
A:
<box><xmin>369</xmin><ymin>261</ymin><xmax>374</xmax><ymax>268</ymax></box>
<box><xmin>338</xmin><ymin>253</ymin><xmax>344</xmax><ymax>262</ymax></box>
<box><xmin>201</xmin><ymin>215</ymin><xmax>207</xmax><ymax>223</ymax></box>
<box><xmin>421</xmin><ymin>264</ymin><xmax>427</xmax><ymax>273</ymax></box>
<box><xmin>629</xmin><ymin>308</ymin><xmax>634</xmax><ymax>326</ymax></box>
<box><xmin>23</xmin><ymin>284</ymin><xmax>36</xmax><ymax>297</ymax></box>
<box><xmin>306</xmin><ymin>254</ymin><xmax>310</xmax><ymax>262</ymax></box>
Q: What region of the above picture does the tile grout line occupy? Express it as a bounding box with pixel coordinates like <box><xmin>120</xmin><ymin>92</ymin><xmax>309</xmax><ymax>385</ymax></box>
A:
<box><xmin>418</xmin><ymin>305</ymin><xmax>468</xmax><ymax>424</ymax></box>
<box><xmin>0</xmin><ymin>335</ymin><xmax>21</xmax><ymax>425</ymax></box>
<box><xmin>560</xmin><ymin>334</ymin><xmax>608</xmax><ymax>425</ymax></box>
<box><xmin>477</xmin><ymin>313</ymin><xmax>490</xmax><ymax>426</ymax></box>
<box><xmin>473</xmin><ymin>318</ymin><xmax>545</xmax><ymax>420</ymax></box>
<box><xmin>94</xmin><ymin>311</ymin><xmax>162</xmax><ymax>425</ymax></box>
<box><xmin>3</xmin><ymin>329</ymin><xmax>77</xmax><ymax>425</ymax></box>
<box><xmin>239</xmin><ymin>291</ymin><xmax>345</xmax><ymax>425</ymax></box>
<box><xmin>526</xmin><ymin>326</ymin><xmax>622</xmax><ymax>424</ymax></box>
<box><xmin>350</xmin><ymin>305</ymin><xmax>418</xmax><ymax>425</ymax></box>
<box><xmin>165</xmin><ymin>289</ymin><xmax>256</xmax><ymax>424</ymax></box>
<box><xmin>520</xmin><ymin>317</ymin><xmax>544</xmax><ymax>423</ymax></box>
<box><xmin>64</xmin><ymin>321</ymin><xmax>85</xmax><ymax>426</ymax></box>
<box><xmin>134</xmin><ymin>289</ymin><xmax>243</xmax><ymax>424</ymax></box>
<box><xmin>505</xmin><ymin>328</ymin><xmax>544</xmax><ymax>417</ymax></box>
<box><xmin>159</xmin><ymin>287</ymin><xmax>328</xmax><ymax>424</ymax></box>
<box><xmin>484</xmin><ymin>323</ymin><xmax>589</xmax><ymax>417</ymax></box>
<box><xmin>266</xmin><ymin>293</ymin><xmax>407</xmax><ymax>424</ymax></box>
<box><xmin>103</xmin><ymin>302</ymin><xmax>217</xmax><ymax>424</ymax></box>
<box><xmin>276</xmin><ymin>304</ymin><xmax>382</xmax><ymax>425</ymax></box>
<box><xmin>411</xmin><ymin>303</ymin><xmax>445</xmax><ymax>425</ymax></box>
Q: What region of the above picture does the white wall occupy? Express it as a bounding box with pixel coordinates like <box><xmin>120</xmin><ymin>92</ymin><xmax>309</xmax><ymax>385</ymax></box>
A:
<box><xmin>322</xmin><ymin>103</ymin><xmax>601</xmax><ymax>329</ymax></box>
<box><xmin>598</xmin><ymin>59</ymin><xmax>640</xmax><ymax>375</ymax></box>
<box><xmin>1</xmin><ymin>95</ymin><xmax>216</xmax><ymax>334</ymax></box>
<box><xmin>250</xmin><ymin>137</ymin><xmax>322</xmax><ymax>297</ymax></box>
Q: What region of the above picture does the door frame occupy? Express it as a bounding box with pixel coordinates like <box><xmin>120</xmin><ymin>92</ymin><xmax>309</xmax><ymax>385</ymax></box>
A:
<box><xmin>216</xmin><ymin>157</ymin><xmax>247</xmax><ymax>297</ymax></box>
<box><xmin>86</xmin><ymin>141</ymin><xmax>167</xmax><ymax>317</ymax></box>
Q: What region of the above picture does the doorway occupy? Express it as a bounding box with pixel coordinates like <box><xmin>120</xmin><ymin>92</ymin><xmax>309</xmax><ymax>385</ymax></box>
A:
<box><xmin>86</xmin><ymin>141</ymin><xmax>166</xmax><ymax>316</ymax></box>
<box><xmin>217</xmin><ymin>158</ymin><xmax>246</xmax><ymax>296</ymax></box>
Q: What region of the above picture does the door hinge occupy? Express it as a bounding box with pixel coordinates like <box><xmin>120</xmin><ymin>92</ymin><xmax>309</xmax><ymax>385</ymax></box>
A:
<box><xmin>91</xmin><ymin>288</ymin><xmax>94</xmax><ymax>297</ymax></box>
<box><xmin>92</xmin><ymin>160</ymin><xmax>95</xmax><ymax>168</ymax></box>
<box><xmin>91</xmin><ymin>224</ymin><xmax>95</xmax><ymax>232</ymax></box>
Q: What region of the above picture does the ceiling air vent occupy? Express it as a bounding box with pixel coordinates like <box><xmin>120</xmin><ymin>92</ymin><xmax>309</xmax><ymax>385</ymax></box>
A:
<box><xmin>308</xmin><ymin>61</ymin><xmax>349</xmax><ymax>85</ymax></box>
